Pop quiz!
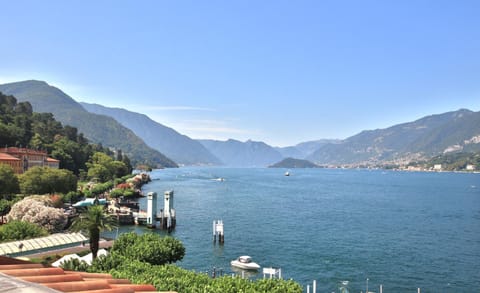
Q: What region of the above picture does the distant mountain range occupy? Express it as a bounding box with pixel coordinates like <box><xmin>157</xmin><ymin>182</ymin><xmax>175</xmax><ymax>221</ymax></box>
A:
<box><xmin>80</xmin><ymin>103</ymin><xmax>221</xmax><ymax>166</ymax></box>
<box><xmin>275</xmin><ymin>139</ymin><xmax>341</xmax><ymax>159</ymax></box>
<box><xmin>1</xmin><ymin>80</ymin><xmax>479</xmax><ymax>168</ymax></box>
<box><xmin>0</xmin><ymin>80</ymin><xmax>177</xmax><ymax>168</ymax></box>
<box><xmin>306</xmin><ymin>109</ymin><xmax>480</xmax><ymax>166</ymax></box>
<box><xmin>198</xmin><ymin>139</ymin><xmax>283</xmax><ymax>167</ymax></box>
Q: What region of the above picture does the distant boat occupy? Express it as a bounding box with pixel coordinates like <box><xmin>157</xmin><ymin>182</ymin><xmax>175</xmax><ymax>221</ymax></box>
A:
<box><xmin>284</xmin><ymin>171</ymin><xmax>290</xmax><ymax>176</ymax></box>
<box><xmin>230</xmin><ymin>256</ymin><xmax>260</xmax><ymax>270</ymax></box>
<box><xmin>212</xmin><ymin>177</ymin><xmax>225</xmax><ymax>182</ymax></box>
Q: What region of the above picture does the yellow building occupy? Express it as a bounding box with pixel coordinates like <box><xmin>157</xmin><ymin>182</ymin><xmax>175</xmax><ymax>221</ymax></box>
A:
<box><xmin>0</xmin><ymin>147</ymin><xmax>60</xmax><ymax>174</ymax></box>
<box><xmin>0</xmin><ymin>153</ymin><xmax>22</xmax><ymax>174</ymax></box>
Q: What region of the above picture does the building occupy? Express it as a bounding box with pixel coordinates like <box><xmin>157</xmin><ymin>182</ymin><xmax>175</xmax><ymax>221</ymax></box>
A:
<box><xmin>0</xmin><ymin>147</ymin><xmax>60</xmax><ymax>174</ymax></box>
<box><xmin>0</xmin><ymin>153</ymin><xmax>22</xmax><ymax>174</ymax></box>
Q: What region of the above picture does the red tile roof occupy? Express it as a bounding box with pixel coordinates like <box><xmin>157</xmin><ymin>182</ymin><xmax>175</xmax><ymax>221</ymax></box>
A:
<box><xmin>0</xmin><ymin>256</ymin><xmax>176</xmax><ymax>293</ymax></box>
<box><xmin>0</xmin><ymin>147</ymin><xmax>47</xmax><ymax>156</ymax></box>
<box><xmin>0</xmin><ymin>153</ymin><xmax>21</xmax><ymax>161</ymax></box>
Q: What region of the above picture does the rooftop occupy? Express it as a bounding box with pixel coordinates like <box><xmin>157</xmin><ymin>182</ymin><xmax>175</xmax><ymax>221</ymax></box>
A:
<box><xmin>0</xmin><ymin>233</ymin><xmax>87</xmax><ymax>257</ymax></box>
<box><xmin>0</xmin><ymin>153</ymin><xmax>21</xmax><ymax>161</ymax></box>
<box><xmin>0</xmin><ymin>147</ymin><xmax>48</xmax><ymax>156</ymax></box>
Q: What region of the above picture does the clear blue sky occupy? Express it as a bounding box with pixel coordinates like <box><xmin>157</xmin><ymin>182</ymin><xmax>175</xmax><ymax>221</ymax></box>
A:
<box><xmin>1</xmin><ymin>1</ymin><xmax>479</xmax><ymax>147</ymax></box>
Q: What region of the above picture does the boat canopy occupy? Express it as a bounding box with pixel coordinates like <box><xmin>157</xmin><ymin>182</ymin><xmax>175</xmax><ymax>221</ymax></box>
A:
<box><xmin>73</xmin><ymin>198</ymin><xmax>107</xmax><ymax>207</ymax></box>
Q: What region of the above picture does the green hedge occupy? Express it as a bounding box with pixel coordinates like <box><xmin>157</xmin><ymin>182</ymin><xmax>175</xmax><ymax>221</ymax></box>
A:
<box><xmin>107</xmin><ymin>260</ymin><xmax>302</xmax><ymax>293</ymax></box>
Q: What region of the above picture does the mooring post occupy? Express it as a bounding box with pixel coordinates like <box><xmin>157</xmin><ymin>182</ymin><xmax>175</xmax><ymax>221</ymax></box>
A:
<box><xmin>212</xmin><ymin>220</ymin><xmax>216</xmax><ymax>243</ymax></box>
<box><xmin>380</xmin><ymin>284</ymin><xmax>383</xmax><ymax>293</ymax></box>
<box><xmin>158</xmin><ymin>191</ymin><xmax>175</xmax><ymax>231</ymax></box>
<box><xmin>313</xmin><ymin>280</ymin><xmax>316</xmax><ymax>293</ymax></box>
<box><xmin>146</xmin><ymin>192</ymin><xmax>157</xmax><ymax>228</ymax></box>
<box><xmin>213</xmin><ymin>220</ymin><xmax>224</xmax><ymax>244</ymax></box>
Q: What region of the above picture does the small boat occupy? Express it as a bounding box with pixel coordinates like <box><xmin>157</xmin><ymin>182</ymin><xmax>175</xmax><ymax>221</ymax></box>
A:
<box><xmin>230</xmin><ymin>256</ymin><xmax>260</xmax><ymax>270</ymax></box>
<box><xmin>285</xmin><ymin>171</ymin><xmax>290</xmax><ymax>176</ymax></box>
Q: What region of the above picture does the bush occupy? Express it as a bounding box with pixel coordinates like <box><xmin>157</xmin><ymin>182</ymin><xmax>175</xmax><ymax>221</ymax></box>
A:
<box><xmin>0</xmin><ymin>220</ymin><xmax>48</xmax><ymax>242</ymax></box>
<box><xmin>87</xmin><ymin>232</ymin><xmax>302</xmax><ymax>292</ymax></box>
<box><xmin>60</xmin><ymin>258</ymin><xmax>90</xmax><ymax>271</ymax></box>
<box><xmin>62</xmin><ymin>191</ymin><xmax>83</xmax><ymax>204</ymax></box>
<box><xmin>0</xmin><ymin>164</ymin><xmax>20</xmax><ymax>196</ymax></box>
<box><xmin>99</xmin><ymin>261</ymin><xmax>302</xmax><ymax>293</ymax></box>
<box><xmin>112</xmin><ymin>232</ymin><xmax>185</xmax><ymax>265</ymax></box>
<box><xmin>109</xmin><ymin>189</ymin><xmax>124</xmax><ymax>199</ymax></box>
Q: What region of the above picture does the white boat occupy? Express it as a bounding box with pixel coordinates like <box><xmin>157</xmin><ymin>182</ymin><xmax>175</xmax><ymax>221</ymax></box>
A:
<box><xmin>285</xmin><ymin>171</ymin><xmax>290</xmax><ymax>176</ymax></box>
<box><xmin>230</xmin><ymin>256</ymin><xmax>260</xmax><ymax>270</ymax></box>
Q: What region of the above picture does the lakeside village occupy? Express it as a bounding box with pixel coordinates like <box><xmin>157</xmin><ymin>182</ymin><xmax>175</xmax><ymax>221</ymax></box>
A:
<box><xmin>0</xmin><ymin>147</ymin><xmax>173</xmax><ymax>229</ymax></box>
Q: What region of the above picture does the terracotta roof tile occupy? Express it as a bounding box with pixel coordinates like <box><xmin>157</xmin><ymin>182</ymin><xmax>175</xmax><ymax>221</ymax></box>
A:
<box><xmin>109</xmin><ymin>284</ymin><xmax>157</xmax><ymax>291</ymax></box>
<box><xmin>0</xmin><ymin>263</ymin><xmax>44</xmax><ymax>270</ymax></box>
<box><xmin>69</xmin><ymin>289</ymin><xmax>135</xmax><ymax>293</ymax></box>
<box><xmin>0</xmin><ymin>267</ymin><xmax>65</xmax><ymax>277</ymax></box>
<box><xmin>0</xmin><ymin>153</ymin><xmax>21</xmax><ymax>161</ymax></box>
<box><xmin>21</xmin><ymin>274</ymin><xmax>84</xmax><ymax>283</ymax></box>
<box><xmin>43</xmin><ymin>279</ymin><xmax>112</xmax><ymax>292</ymax></box>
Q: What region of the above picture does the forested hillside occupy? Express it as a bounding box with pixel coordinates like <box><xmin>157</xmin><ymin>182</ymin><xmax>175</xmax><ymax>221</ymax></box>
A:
<box><xmin>0</xmin><ymin>81</ymin><xmax>177</xmax><ymax>168</ymax></box>
<box><xmin>0</xmin><ymin>92</ymin><xmax>130</xmax><ymax>175</ymax></box>
<box><xmin>80</xmin><ymin>102</ymin><xmax>221</xmax><ymax>166</ymax></box>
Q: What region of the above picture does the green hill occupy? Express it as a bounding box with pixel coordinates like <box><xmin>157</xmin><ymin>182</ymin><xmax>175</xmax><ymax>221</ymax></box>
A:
<box><xmin>269</xmin><ymin>157</ymin><xmax>319</xmax><ymax>168</ymax></box>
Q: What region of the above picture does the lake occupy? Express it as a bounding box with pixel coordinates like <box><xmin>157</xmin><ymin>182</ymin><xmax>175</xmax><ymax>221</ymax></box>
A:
<box><xmin>108</xmin><ymin>168</ymin><xmax>480</xmax><ymax>292</ymax></box>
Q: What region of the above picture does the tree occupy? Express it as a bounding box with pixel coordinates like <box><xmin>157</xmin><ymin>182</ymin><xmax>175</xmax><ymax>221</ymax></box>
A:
<box><xmin>0</xmin><ymin>220</ymin><xmax>48</xmax><ymax>242</ymax></box>
<box><xmin>0</xmin><ymin>164</ymin><xmax>20</xmax><ymax>197</ymax></box>
<box><xmin>70</xmin><ymin>205</ymin><xmax>117</xmax><ymax>260</ymax></box>
<box><xmin>0</xmin><ymin>199</ymin><xmax>13</xmax><ymax>223</ymax></box>
<box><xmin>7</xmin><ymin>197</ymin><xmax>68</xmax><ymax>233</ymax></box>
<box><xmin>19</xmin><ymin>166</ymin><xmax>77</xmax><ymax>195</ymax></box>
<box><xmin>87</xmin><ymin>164</ymin><xmax>111</xmax><ymax>182</ymax></box>
<box><xmin>111</xmin><ymin>232</ymin><xmax>185</xmax><ymax>265</ymax></box>
<box><xmin>86</xmin><ymin>152</ymin><xmax>129</xmax><ymax>182</ymax></box>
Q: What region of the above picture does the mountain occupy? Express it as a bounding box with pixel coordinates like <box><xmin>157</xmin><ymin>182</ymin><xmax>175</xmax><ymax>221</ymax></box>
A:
<box><xmin>269</xmin><ymin>157</ymin><xmax>319</xmax><ymax>168</ymax></box>
<box><xmin>198</xmin><ymin>139</ymin><xmax>283</xmax><ymax>167</ymax></box>
<box><xmin>276</xmin><ymin>139</ymin><xmax>342</xmax><ymax>159</ymax></box>
<box><xmin>0</xmin><ymin>80</ymin><xmax>177</xmax><ymax>168</ymax></box>
<box><xmin>80</xmin><ymin>102</ymin><xmax>221</xmax><ymax>166</ymax></box>
<box><xmin>307</xmin><ymin>109</ymin><xmax>480</xmax><ymax>166</ymax></box>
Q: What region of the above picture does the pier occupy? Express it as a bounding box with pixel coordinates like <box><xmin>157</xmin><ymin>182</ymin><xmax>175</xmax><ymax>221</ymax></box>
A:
<box><xmin>137</xmin><ymin>190</ymin><xmax>176</xmax><ymax>232</ymax></box>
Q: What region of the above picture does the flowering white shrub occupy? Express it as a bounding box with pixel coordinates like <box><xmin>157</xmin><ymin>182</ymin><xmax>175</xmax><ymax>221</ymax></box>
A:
<box><xmin>7</xmin><ymin>197</ymin><xmax>67</xmax><ymax>233</ymax></box>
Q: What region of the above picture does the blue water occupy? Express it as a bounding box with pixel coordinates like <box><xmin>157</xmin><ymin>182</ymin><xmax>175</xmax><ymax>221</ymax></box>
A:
<box><xmin>108</xmin><ymin>168</ymin><xmax>480</xmax><ymax>292</ymax></box>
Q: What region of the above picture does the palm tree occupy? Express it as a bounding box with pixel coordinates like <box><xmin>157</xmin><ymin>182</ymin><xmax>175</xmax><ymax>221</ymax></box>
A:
<box><xmin>70</xmin><ymin>204</ymin><xmax>117</xmax><ymax>260</ymax></box>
